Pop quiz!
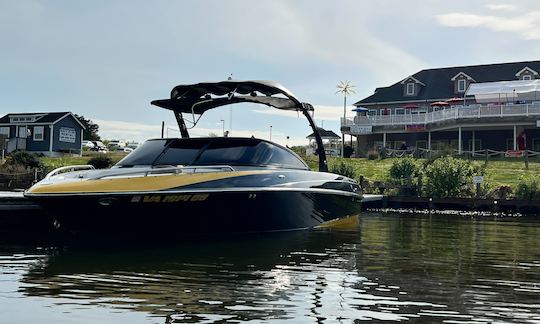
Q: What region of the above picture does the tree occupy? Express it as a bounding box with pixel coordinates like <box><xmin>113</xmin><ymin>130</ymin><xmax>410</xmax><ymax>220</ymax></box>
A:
<box><xmin>74</xmin><ymin>114</ymin><xmax>101</xmax><ymax>141</ymax></box>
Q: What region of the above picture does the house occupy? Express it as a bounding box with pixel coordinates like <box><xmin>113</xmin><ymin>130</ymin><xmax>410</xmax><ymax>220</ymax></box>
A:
<box><xmin>0</xmin><ymin>112</ymin><xmax>85</xmax><ymax>156</ymax></box>
<box><xmin>342</xmin><ymin>60</ymin><xmax>540</xmax><ymax>156</ymax></box>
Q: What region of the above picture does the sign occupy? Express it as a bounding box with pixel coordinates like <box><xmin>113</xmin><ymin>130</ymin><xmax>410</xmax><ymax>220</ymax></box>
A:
<box><xmin>59</xmin><ymin>127</ymin><xmax>76</xmax><ymax>143</ymax></box>
<box><xmin>473</xmin><ymin>176</ymin><xmax>484</xmax><ymax>184</ymax></box>
<box><xmin>349</xmin><ymin>125</ymin><xmax>372</xmax><ymax>135</ymax></box>
<box><xmin>505</xmin><ymin>150</ymin><xmax>524</xmax><ymax>157</ymax></box>
<box><xmin>405</xmin><ymin>124</ymin><xmax>426</xmax><ymax>132</ymax></box>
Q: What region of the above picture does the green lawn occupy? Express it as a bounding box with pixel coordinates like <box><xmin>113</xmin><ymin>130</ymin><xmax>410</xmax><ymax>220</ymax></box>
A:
<box><xmin>316</xmin><ymin>156</ymin><xmax>540</xmax><ymax>187</ymax></box>
<box><xmin>41</xmin><ymin>152</ymin><xmax>126</xmax><ymax>173</ymax></box>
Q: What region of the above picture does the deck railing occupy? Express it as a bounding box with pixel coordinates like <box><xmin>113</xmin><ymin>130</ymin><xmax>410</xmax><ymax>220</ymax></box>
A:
<box><xmin>342</xmin><ymin>102</ymin><xmax>540</xmax><ymax>127</ymax></box>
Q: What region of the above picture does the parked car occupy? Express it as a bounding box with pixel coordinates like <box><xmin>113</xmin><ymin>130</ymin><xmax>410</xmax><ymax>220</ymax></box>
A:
<box><xmin>108</xmin><ymin>140</ymin><xmax>126</xmax><ymax>151</ymax></box>
<box><xmin>90</xmin><ymin>141</ymin><xmax>108</xmax><ymax>152</ymax></box>
<box><xmin>82</xmin><ymin>140</ymin><xmax>95</xmax><ymax>148</ymax></box>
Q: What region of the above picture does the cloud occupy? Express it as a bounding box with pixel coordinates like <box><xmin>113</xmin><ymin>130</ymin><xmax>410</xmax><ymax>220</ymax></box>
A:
<box><xmin>486</xmin><ymin>4</ymin><xmax>517</xmax><ymax>11</ymax></box>
<box><xmin>93</xmin><ymin>118</ymin><xmax>308</xmax><ymax>147</ymax></box>
<box><xmin>253</xmin><ymin>105</ymin><xmax>348</xmax><ymax>122</ymax></box>
<box><xmin>435</xmin><ymin>11</ymin><xmax>540</xmax><ymax>40</ymax></box>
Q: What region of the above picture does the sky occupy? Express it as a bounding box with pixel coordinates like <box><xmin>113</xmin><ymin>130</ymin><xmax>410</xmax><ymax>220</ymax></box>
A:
<box><xmin>1</xmin><ymin>0</ymin><xmax>540</xmax><ymax>146</ymax></box>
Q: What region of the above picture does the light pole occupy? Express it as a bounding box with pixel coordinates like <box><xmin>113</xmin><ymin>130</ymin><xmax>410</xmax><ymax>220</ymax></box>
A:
<box><xmin>220</xmin><ymin>119</ymin><xmax>225</xmax><ymax>136</ymax></box>
<box><xmin>336</xmin><ymin>81</ymin><xmax>356</xmax><ymax>158</ymax></box>
<box><xmin>286</xmin><ymin>136</ymin><xmax>290</xmax><ymax>147</ymax></box>
<box><xmin>269</xmin><ymin>125</ymin><xmax>272</xmax><ymax>141</ymax></box>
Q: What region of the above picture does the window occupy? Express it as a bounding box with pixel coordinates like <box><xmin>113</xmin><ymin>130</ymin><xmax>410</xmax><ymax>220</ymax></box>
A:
<box><xmin>368</xmin><ymin>109</ymin><xmax>377</xmax><ymax>116</ymax></box>
<box><xmin>533</xmin><ymin>139</ymin><xmax>540</xmax><ymax>151</ymax></box>
<box><xmin>523</xmin><ymin>75</ymin><xmax>532</xmax><ymax>81</ymax></box>
<box><xmin>406</xmin><ymin>83</ymin><xmax>415</xmax><ymax>95</ymax></box>
<box><xmin>457</xmin><ymin>79</ymin><xmax>467</xmax><ymax>92</ymax></box>
<box><xmin>395</xmin><ymin>108</ymin><xmax>405</xmax><ymax>115</ymax></box>
<box><xmin>0</xmin><ymin>127</ymin><xmax>9</xmax><ymax>137</ymax></box>
<box><xmin>17</xmin><ymin>126</ymin><xmax>27</xmax><ymax>138</ymax></box>
<box><xmin>33</xmin><ymin>126</ymin><xmax>44</xmax><ymax>141</ymax></box>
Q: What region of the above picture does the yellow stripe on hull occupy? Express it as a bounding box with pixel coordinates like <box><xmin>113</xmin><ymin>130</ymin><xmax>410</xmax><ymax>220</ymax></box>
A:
<box><xmin>27</xmin><ymin>171</ymin><xmax>268</xmax><ymax>194</ymax></box>
<box><xmin>315</xmin><ymin>214</ymin><xmax>360</xmax><ymax>230</ymax></box>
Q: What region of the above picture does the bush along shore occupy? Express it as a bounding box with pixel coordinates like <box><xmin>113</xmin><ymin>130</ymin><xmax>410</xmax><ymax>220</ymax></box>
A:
<box><xmin>302</xmin><ymin>153</ymin><xmax>540</xmax><ymax>201</ymax></box>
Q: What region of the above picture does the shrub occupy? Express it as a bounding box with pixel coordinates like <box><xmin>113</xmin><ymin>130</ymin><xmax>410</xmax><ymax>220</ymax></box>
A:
<box><xmin>88</xmin><ymin>156</ymin><xmax>113</xmax><ymax>169</ymax></box>
<box><xmin>424</xmin><ymin>156</ymin><xmax>484</xmax><ymax>198</ymax></box>
<box><xmin>367</xmin><ymin>150</ymin><xmax>379</xmax><ymax>160</ymax></box>
<box><xmin>2</xmin><ymin>151</ymin><xmax>44</xmax><ymax>170</ymax></box>
<box><xmin>515</xmin><ymin>176</ymin><xmax>540</xmax><ymax>200</ymax></box>
<box><xmin>329</xmin><ymin>160</ymin><xmax>356</xmax><ymax>179</ymax></box>
<box><xmin>486</xmin><ymin>185</ymin><xmax>513</xmax><ymax>199</ymax></box>
<box><xmin>388</xmin><ymin>157</ymin><xmax>420</xmax><ymax>184</ymax></box>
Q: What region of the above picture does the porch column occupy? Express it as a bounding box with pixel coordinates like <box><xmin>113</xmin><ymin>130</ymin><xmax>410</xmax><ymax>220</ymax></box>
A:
<box><xmin>428</xmin><ymin>131</ymin><xmax>431</xmax><ymax>150</ymax></box>
<box><xmin>383</xmin><ymin>132</ymin><xmax>387</xmax><ymax>148</ymax></box>
<box><xmin>472</xmin><ymin>130</ymin><xmax>475</xmax><ymax>157</ymax></box>
<box><xmin>513</xmin><ymin>125</ymin><xmax>517</xmax><ymax>150</ymax></box>
<box><xmin>458</xmin><ymin>127</ymin><xmax>462</xmax><ymax>155</ymax></box>
<box><xmin>49</xmin><ymin>125</ymin><xmax>53</xmax><ymax>153</ymax></box>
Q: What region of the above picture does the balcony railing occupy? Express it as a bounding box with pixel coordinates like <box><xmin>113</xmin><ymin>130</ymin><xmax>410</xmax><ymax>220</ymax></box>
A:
<box><xmin>342</xmin><ymin>102</ymin><xmax>540</xmax><ymax>127</ymax></box>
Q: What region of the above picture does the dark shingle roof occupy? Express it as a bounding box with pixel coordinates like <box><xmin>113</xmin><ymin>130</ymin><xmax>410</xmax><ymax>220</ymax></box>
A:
<box><xmin>355</xmin><ymin>60</ymin><xmax>540</xmax><ymax>105</ymax></box>
<box><xmin>306</xmin><ymin>128</ymin><xmax>341</xmax><ymax>139</ymax></box>
<box><xmin>0</xmin><ymin>112</ymin><xmax>72</xmax><ymax>124</ymax></box>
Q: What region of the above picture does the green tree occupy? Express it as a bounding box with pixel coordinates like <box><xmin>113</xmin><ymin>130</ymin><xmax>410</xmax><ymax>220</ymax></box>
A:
<box><xmin>74</xmin><ymin>114</ymin><xmax>101</xmax><ymax>141</ymax></box>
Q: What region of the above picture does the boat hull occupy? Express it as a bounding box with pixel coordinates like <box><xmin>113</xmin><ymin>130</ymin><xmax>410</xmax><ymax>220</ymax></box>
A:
<box><xmin>32</xmin><ymin>189</ymin><xmax>362</xmax><ymax>236</ymax></box>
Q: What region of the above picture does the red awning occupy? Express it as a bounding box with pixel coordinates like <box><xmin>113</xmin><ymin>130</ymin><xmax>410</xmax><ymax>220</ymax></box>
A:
<box><xmin>403</xmin><ymin>103</ymin><xmax>419</xmax><ymax>109</ymax></box>
<box><xmin>430</xmin><ymin>101</ymin><xmax>449</xmax><ymax>106</ymax></box>
<box><xmin>446</xmin><ymin>97</ymin><xmax>464</xmax><ymax>103</ymax></box>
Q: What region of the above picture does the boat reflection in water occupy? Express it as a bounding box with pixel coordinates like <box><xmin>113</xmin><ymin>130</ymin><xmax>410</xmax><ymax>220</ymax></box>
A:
<box><xmin>15</xmin><ymin>213</ymin><xmax>540</xmax><ymax>323</ymax></box>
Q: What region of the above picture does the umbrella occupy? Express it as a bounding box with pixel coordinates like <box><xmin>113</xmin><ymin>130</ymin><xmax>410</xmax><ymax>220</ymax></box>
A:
<box><xmin>430</xmin><ymin>101</ymin><xmax>449</xmax><ymax>106</ymax></box>
<box><xmin>352</xmin><ymin>107</ymin><xmax>368</xmax><ymax>112</ymax></box>
<box><xmin>403</xmin><ymin>103</ymin><xmax>419</xmax><ymax>109</ymax></box>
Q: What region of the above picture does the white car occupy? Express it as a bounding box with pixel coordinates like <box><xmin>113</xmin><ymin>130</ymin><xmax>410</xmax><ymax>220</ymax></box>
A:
<box><xmin>108</xmin><ymin>140</ymin><xmax>126</xmax><ymax>150</ymax></box>
<box><xmin>82</xmin><ymin>140</ymin><xmax>95</xmax><ymax>148</ymax></box>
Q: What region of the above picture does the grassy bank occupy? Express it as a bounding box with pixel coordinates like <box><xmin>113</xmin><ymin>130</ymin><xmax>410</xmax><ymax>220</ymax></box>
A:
<box><xmin>305</xmin><ymin>156</ymin><xmax>540</xmax><ymax>187</ymax></box>
<box><xmin>41</xmin><ymin>152</ymin><xmax>126</xmax><ymax>173</ymax></box>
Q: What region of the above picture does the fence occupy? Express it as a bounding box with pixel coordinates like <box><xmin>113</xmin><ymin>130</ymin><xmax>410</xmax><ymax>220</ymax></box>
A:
<box><xmin>0</xmin><ymin>168</ymin><xmax>44</xmax><ymax>190</ymax></box>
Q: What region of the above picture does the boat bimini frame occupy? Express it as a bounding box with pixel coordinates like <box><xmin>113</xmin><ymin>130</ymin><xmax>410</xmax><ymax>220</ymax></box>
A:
<box><xmin>150</xmin><ymin>80</ymin><xmax>328</xmax><ymax>172</ymax></box>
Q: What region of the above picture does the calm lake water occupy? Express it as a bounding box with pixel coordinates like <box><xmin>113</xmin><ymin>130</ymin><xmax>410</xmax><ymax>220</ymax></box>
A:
<box><xmin>1</xmin><ymin>212</ymin><xmax>540</xmax><ymax>323</ymax></box>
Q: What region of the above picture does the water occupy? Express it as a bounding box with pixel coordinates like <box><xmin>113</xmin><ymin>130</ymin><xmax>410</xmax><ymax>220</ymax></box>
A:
<box><xmin>2</xmin><ymin>212</ymin><xmax>540</xmax><ymax>323</ymax></box>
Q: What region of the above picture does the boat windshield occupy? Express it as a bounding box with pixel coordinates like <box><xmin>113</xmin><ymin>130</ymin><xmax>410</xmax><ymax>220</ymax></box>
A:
<box><xmin>115</xmin><ymin>138</ymin><xmax>309</xmax><ymax>170</ymax></box>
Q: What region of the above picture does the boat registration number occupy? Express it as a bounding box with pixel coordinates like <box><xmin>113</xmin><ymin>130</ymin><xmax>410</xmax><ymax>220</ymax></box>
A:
<box><xmin>131</xmin><ymin>194</ymin><xmax>209</xmax><ymax>203</ymax></box>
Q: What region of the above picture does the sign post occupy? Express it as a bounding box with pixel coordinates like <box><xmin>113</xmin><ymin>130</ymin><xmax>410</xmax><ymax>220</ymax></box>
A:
<box><xmin>473</xmin><ymin>176</ymin><xmax>484</xmax><ymax>197</ymax></box>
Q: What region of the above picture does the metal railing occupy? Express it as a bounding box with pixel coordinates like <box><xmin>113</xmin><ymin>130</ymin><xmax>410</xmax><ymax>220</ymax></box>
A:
<box><xmin>342</xmin><ymin>102</ymin><xmax>540</xmax><ymax>127</ymax></box>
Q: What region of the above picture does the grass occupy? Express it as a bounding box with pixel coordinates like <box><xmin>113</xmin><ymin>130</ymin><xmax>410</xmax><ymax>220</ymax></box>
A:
<box><xmin>41</xmin><ymin>152</ymin><xmax>126</xmax><ymax>172</ymax></box>
<box><xmin>306</xmin><ymin>155</ymin><xmax>540</xmax><ymax>187</ymax></box>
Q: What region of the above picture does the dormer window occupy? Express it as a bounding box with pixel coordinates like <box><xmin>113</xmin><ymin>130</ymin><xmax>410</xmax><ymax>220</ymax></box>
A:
<box><xmin>406</xmin><ymin>83</ymin><xmax>415</xmax><ymax>95</ymax></box>
<box><xmin>515</xmin><ymin>66</ymin><xmax>539</xmax><ymax>80</ymax></box>
<box><xmin>400</xmin><ymin>76</ymin><xmax>425</xmax><ymax>97</ymax></box>
<box><xmin>457</xmin><ymin>79</ymin><xmax>467</xmax><ymax>92</ymax></box>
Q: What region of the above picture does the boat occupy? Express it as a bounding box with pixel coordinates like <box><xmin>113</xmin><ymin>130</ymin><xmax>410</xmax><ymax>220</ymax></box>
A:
<box><xmin>25</xmin><ymin>80</ymin><xmax>362</xmax><ymax>236</ymax></box>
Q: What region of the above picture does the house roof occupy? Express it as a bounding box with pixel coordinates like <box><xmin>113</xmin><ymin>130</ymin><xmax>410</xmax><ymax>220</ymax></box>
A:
<box><xmin>355</xmin><ymin>60</ymin><xmax>540</xmax><ymax>106</ymax></box>
<box><xmin>0</xmin><ymin>112</ymin><xmax>85</xmax><ymax>129</ymax></box>
<box><xmin>306</xmin><ymin>128</ymin><xmax>340</xmax><ymax>139</ymax></box>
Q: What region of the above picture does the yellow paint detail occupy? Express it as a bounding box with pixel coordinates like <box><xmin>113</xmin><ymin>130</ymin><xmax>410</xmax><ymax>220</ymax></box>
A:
<box><xmin>315</xmin><ymin>214</ymin><xmax>360</xmax><ymax>230</ymax></box>
<box><xmin>28</xmin><ymin>171</ymin><xmax>268</xmax><ymax>194</ymax></box>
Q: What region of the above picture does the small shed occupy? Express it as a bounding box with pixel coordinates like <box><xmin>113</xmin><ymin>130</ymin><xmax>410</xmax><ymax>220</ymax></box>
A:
<box><xmin>0</xmin><ymin>112</ymin><xmax>85</xmax><ymax>157</ymax></box>
<box><xmin>306</xmin><ymin>127</ymin><xmax>341</xmax><ymax>157</ymax></box>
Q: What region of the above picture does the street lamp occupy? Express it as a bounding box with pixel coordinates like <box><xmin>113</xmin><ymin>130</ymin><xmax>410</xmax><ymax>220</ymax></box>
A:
<box><xmin>269</xmin><ymin>125</ymin><xmax>272</xmax><ymax>141</ymax></box>
<box><xmin>286</xmin><ymin>136</ymin><xmax>290</xmax><ymax>147</ymax></box>
<box><xmin>220</xmin><ymin>119</ymin><xmax>225</xmax><ymax>136</ymax></box>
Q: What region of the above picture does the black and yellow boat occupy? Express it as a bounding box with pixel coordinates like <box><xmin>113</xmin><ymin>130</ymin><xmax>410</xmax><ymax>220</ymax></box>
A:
<box><xmin>25</xmin><ymin>81</ymin><xmax>362</xmax><ymax>236</ymax></box>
